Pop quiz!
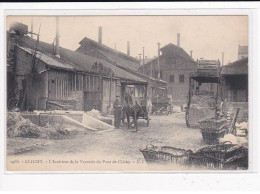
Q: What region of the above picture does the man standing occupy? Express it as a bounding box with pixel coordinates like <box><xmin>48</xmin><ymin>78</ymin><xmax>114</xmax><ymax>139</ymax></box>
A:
<box><xmin>113</xmin><ymin>95</ymin><xmax>122</xmax><ymax>128</ymax></box>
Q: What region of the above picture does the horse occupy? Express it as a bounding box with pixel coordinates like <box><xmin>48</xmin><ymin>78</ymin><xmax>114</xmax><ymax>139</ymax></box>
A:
<box><xmin>122</xmin><ymin>92</ymin><xmax>142</xmax><ymax>130</ymax></box>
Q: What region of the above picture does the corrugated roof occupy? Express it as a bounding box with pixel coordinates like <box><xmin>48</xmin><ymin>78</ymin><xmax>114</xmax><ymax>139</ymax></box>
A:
<box><xmin>76</xmin><ymin>37</ymin><xmax>140</xmax><ymax>71</ymax></box>
<box><xmin>17</xmin><ymin>46</ymin><xmax>74</xmax><ymax>71</ymax></box>
<box><xmin>221</xmin><ymin>57</ymin><xmax>248</xmax><ymax>75</ymax></box>
<box><xmin>19</xmin><ymin>35</ymin><xmax>147</xmax><ymax>83</ymax></box>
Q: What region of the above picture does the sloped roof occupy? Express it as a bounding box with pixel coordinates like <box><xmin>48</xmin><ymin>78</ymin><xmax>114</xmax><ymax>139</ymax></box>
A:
<box><xmin>19</xmin><ymin>35</ymin><xmax>146</xmax><ymax>83</ymax></box>
<box><xmin>140</xmin><ymin>43</ymin><xmax>195</xmax><ymax>71</ymax></box>
<box><xmin>17</xmin><ymin>46</ymin><xmax>74</xmax><ymax>71</ymax></box>
<box><xmin>77</xmin><ymin>37</ymin><xmax>140</xmax><ymax>71</ymax></box>
<box><xmin>221</xmin><ymin>57</ymin><xmax>248</xmax><ymax>75</ymax></box>
<box><xmin>116</xmin><ymin>64</ymin><xmax>167</xmax><ymax>86</ymax></box>
<box><xmin>160</xmin><ymin>43</ymin><xmax>193</xmax><ymax>61</ymax></box>
<box><xmin>238</xmin><ymin>46</ymin><xmax>248</xmax><ymax>55</ymax></box>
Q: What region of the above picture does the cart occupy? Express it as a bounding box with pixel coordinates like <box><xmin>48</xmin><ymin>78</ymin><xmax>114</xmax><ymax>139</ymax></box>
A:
<box><xmin>152</xmin><ymin>96</ymin><xmax>172</xmax><ymax>115</ymax></box>
<box><xmin>186</xmin><ymin>59</ymin><xmax>221</xmax><ymax>127</ymax></box>
<box><xmin>120</xmin><ymin>82</ymin><xmax>150</xmax><ymax>127</ymax></box>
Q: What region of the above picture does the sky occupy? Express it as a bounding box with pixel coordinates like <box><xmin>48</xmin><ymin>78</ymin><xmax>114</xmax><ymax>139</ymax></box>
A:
<box><xmin>7</xmin><ymin>15</ymin><xmax>248</xmax><ymax>64</ymax></box>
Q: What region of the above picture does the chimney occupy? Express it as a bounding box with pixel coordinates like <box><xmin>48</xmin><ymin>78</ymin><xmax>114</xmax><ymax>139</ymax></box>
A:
<box><xmin>190</xmin><ymin>50</ymin><xmax>193</xmax><ymax>58</ymax></box>
<box><xmin>177</xmin><ymin>33</ymin><xmax>180</xmax><ymax>47</ymax></box>
<box><xmin>55</xmin><ymin>17</ymin><xmax>60</xmax><ymax>58</ymax></box>
<box><xmin>127</xmin><ymin>41</ymin><xmax>130</xmax><ymax>56</ymax></box>
<box><xmin>31</xmin><ymin>18</ymin><xmax>33</xmax><ymax>39</ymax></box>
<box><xmin>98</xmin><ymin>26</ymin><xmax>102</xmax><ymax>44</ymax></box>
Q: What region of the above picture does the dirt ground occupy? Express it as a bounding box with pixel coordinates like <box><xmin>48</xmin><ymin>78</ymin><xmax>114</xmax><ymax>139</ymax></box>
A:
<box><xmin>8</xmin><ymin>112</ymin><xmax>206</xmax><ymax>161</ymax></box>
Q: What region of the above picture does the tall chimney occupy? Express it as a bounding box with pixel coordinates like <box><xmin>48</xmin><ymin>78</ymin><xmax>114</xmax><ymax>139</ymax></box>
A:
<box><xmin>177</xmin><ymin>33</ymin><xmax>180</xmax><ymax>47</ymax></box>
<box><xmin>190</xmin><ymin>50</ymin><xmax>193</xmax><ymax>58</ymax></box>
<box><xmin>98</xmin><ymin>26</ymin><xmax>102</xmax><ymax>44</ymax></box>
<box><xmin>31</xmin><ymin>17</ymin><xmax>33</xmax><ymax>39</ymax></box>
<box><xmin>55</xmin><ymin>17</ymin><xmax>60</xmax><ymax>58</ymax></box>
<box><xmin>127</xmin><ymin>41</ymin><xmax>130</xmax><ymax>56</ymax></box>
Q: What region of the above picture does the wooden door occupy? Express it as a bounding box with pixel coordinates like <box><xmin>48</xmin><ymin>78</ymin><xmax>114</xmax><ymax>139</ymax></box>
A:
<box><xmin>84</xmin><ymin>91</ymin><xmax>102</xmax><ymax>111</ymax></box>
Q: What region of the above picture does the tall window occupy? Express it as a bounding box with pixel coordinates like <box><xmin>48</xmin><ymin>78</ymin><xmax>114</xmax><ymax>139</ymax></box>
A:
<box><xmin>169</xmin><ymin>75</ymin><xmax>175</xmax><ymax>82</ymax></box>
<box><xmin>179</xmin><ymin>75</ymin><xmax>185</xmax><ymax>83</ymax></box>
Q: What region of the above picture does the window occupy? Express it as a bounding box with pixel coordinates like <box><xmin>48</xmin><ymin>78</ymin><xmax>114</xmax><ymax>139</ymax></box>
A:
<box><xmin>179</xmin><ymin>75</ymin><xmax>185</xmax><ymax>83</ymax></box>
<box><xmin>169</xmin><ymin>75</ymin><xmax>175</xmax><ymax>82</ymax></box>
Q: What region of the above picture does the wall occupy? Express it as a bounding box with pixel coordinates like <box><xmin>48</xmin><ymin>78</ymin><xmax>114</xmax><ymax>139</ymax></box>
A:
<box><xmin>223</xmin><ymin>101</ymin><xmax>248</xmax><ymax>123</ymax></box>
<box><xmin>162</xmin><ymin>68</ymin><xmax>193</xmax><ymax>105</ymax></box>
<box><xmin>102</xmin><ymin>78</ymin><xmax>117</xmax><ymax>114</ymax></box>
<box><xmin>70</xmin><ymin>90</ymin><xmax>84</xmax><ymax>111</ymax></box>
<box><xmin>26</xmin><ymin>72</ymin><xmax>48</xmax><ymax>110</ymax></box>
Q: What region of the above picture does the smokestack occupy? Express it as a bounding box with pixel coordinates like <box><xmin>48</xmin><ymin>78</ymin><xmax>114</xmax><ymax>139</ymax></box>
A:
<box><xmin>127</xmin><ymin>41</ymin><xmax>130</xmax><ymax>56</ymax></box>
<box><xmin>55</xmin><ymin>17</ymin><xmax>60</xmax><ymax>58</ymax></box>
<box><xmin>222</xmin><ymin>52</ymin><xmax>224</xmax><ymax>66</ymax></box>
<box><xmin>190</xmin><ymin>50</ymin><xmax>193</xmax><ymax>58</ymax></box>
<box><xmin>31</xmin><ymin>18</ymin><xmax>33</xmax><ymax>39</ymax></box>
<box><xmin>177</xmin><ymin>33</ymin><xmax>180</xmax><ymax>47</ymax></box>
<box><xmin>98</xmin><ymin>26</ymin><xmax>102</xmax><ymax>44</ymax></box>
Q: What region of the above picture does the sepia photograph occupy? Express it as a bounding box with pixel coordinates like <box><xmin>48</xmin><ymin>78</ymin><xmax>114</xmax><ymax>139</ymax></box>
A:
<box><xmin>5</xmin><ymin>15</ymin><xmax>249</xmax><ymax>172</ymax></box>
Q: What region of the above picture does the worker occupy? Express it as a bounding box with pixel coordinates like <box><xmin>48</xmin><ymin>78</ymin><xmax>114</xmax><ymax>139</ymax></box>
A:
<box><xmin>113</xmin><ymin>95</ymin><xmax>122</xmax><ymax>129</ymax></box>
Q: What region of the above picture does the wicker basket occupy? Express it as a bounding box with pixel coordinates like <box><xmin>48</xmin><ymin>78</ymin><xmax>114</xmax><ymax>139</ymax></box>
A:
<box><xmin>201</xmin><ymin>129</ymin><xmax>227</xmax><ymax>144</ymax></box>
<box><xmin>188</xmin><ymin>142</ymin><xmax>248</xmax><ymax>170</ymax></box>
<box><xmin>140</xmin><ymin>145</ymin><xmax>192</xmax><ymax>164</ymax></box>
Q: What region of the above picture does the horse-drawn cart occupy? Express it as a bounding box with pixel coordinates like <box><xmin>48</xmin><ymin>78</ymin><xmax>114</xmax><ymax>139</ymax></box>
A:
<box><xmin>186</xmin><ymin>59</ymin><xmax>221</xmax><ymax>128</ymax></box>
<box><xmin>152</xmin><ymin>96</ymin><xmax>172</xmax><ymax>115</ymax></box>
<box><xmin>120</xmin><ymin>82</ymin><xmax>149</xmax><ymax>129</ymax></box>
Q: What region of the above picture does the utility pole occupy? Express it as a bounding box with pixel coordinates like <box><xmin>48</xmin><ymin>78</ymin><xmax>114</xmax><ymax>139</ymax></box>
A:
<box><xmin>142</xmin><ymin>47</ymin><xmax>145</xmax><ymax>74</ymax></box>
<box><xmin>139</xmin><ymin>54</ymin><xmax>142</xmax><ymax>68</ymax></box>
<box><xmin>157</xmin><ymin>42</ymin><xmax>160</xmax><ymax>79</ymax></box>
<box><xmin>222</xmin><ymin>52</ymin><xmax>224</xmax><ymax>66</ymax></box>
<box><xmin>55</xmin><ymin>16</ymin><xmax>60</xmax><ymax>58</ymax></box>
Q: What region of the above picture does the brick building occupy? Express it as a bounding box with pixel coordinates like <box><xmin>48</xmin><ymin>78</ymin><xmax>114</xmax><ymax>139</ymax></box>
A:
<box><xmin>141</xmin><ymin>41</ymin><xmax>198</xmax><ymax>105</ymax></box>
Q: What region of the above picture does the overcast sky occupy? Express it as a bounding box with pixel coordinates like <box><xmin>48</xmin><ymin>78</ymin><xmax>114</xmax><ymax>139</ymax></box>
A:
<box><xmin>7</xmin><ymin>15</ymin><xmax>248</xmax><ymax>64</ymax></box>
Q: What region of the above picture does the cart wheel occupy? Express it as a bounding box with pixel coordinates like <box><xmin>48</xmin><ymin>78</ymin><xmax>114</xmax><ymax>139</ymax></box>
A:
<box><xmin>185</xmin><ymin>108</ymin><xmax>190</xmax><ymax>128</ymax></box>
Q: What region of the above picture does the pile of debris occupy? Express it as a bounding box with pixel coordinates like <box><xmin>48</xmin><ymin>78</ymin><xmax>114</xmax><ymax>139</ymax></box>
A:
<box><xmin>7</xmin><ymin>112</ymin><xmax>81</xmax><ymax>139</ymax></box>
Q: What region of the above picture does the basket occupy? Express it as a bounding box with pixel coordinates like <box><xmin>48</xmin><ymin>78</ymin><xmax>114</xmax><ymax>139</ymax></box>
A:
<box><xmin>201</xmin><ymin>129</ymin><xmax>227</xmax><ymax>144</ymax></box>
<box><xmin>188</xmin><ymin>142</ymin><xmax>248</xmax><ymax>170</ymax></box>
<box><xmin>140</xmin><ymin>145</ymin><xmax>192</xmax><ymax>164</ymax></box>
<box><xmin>199</xmin><ymin>117</ymin><xmax>228</xmax><ymax>131</ymax></box>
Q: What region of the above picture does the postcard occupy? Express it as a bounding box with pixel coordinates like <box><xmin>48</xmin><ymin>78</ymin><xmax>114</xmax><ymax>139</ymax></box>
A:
<box><xmin>5</xmin><ymin>14</ymin><xmax>249</xmax><ymax>172</ymax></box>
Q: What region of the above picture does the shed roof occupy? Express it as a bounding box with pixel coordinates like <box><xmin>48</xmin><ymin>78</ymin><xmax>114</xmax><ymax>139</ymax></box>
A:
<box><xmin>17</xmin><ymin>46</ymin><xmax>74</xmax><ymax>71</ymax></box>
<box><xmin>19</xmin><ymin>35</ymin><xmax>147</xmax><ymax>83</ymax></box>
<box><xmin>221</xmin><ymin>57</ymin><xmax>248</xmax><ymax>76</ymax></box>
<box><xmin>77</xmin><ymin>37</ymin><xmax>140</xmax><ymax>71</ymax></box>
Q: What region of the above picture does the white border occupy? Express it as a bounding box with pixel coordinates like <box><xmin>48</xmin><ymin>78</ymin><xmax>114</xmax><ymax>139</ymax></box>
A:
<box><xmin>1</xmin><ymin>2</ymin><xmax>260</xmax><ymax>191</ymax></box>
